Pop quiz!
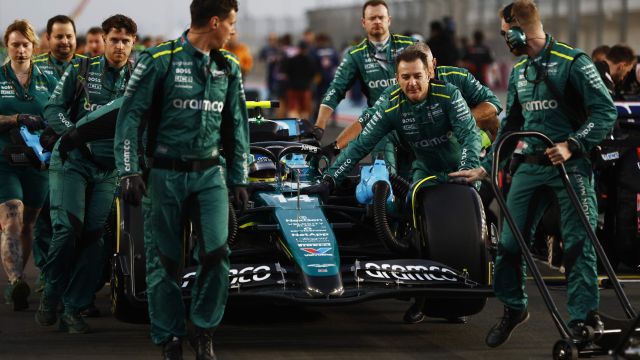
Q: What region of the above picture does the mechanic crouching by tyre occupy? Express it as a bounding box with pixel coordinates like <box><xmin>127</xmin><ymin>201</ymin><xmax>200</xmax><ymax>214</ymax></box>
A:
<box><xmin>113</xmin><ymin>1</ymin><xmax>250</xmax><ymax>359</ymax></box>
<box><xmin>327</xmin><ymin>41</ymin><xmax>502</xmax><ymax>325</ymax></box>
<box><xmin>35</xmin><ymin>15</ymin><xmax>137</xmax><ymax>334</ymax></box>
<box><xmin>449</xmin><ymin>0</ymin><xmax>617</xmax><ymax>348</ymax></box>
<box><xmin>303</xmin><ymin>45</ymin><xmax>481</xmax><ymax>215</ymax></box>
<box><xmin>0</xmin><ymin>19</ymin><xmax>56</xmax><ymax>311</ymax></box>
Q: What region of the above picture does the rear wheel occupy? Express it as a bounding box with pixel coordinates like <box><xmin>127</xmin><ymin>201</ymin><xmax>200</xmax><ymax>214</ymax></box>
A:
<box><xmin>416</xmin><ymin>183</ymin><xmax>489</xmax><ymax>318</ymax></box>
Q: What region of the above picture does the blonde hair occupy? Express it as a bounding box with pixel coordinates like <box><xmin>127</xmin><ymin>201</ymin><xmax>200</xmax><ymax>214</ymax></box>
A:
<box><xmin>499</xmin><ymin>0</ymin><xmax>542</xmax><ymax>34</ymax></box>
<box><xmin>4</xmin><ymin>19</ymin><xmax>38</xmax><ymax>48</ymax></box>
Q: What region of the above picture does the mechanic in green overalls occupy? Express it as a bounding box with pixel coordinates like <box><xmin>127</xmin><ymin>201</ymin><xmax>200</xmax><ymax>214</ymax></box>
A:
<box><xmin>35</xmin><ymin>15</ymin><xmax>137</xmax><ymax>334</ymax></box>
<box><xmin>31</xmin><ymin>15</ymin><xmax>86</xmax><ymax>294</ymax></box>
<box><xmin>313</xmin><ymin>0</ymin><xmax>416</xmax><ymax>162</ymax></box>
<box><xmin>0</xmin><ymin>20</ymin><xmax>56</xmax><ymax>311</ymax></box>
<box><xmin>449</xmin><ymin>0</ymin><xmax>617</xmax><ymax>348</ymax></box>
<box><xmin>305</xmin><ymin>45</ymin><xmax>481</xmax><ymax>199</ymax></box>
<box><xmin>114</xmin><ymin>1</ymin><xmax>249</xmax><ymax>358</ymax></box>
<box><xmin>332</xmin><ymin>41</ymin><xmax>502</xmax><ymax>177</ymax></box>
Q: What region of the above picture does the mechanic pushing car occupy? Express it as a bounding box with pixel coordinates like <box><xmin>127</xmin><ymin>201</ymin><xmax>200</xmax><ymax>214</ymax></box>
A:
<box><xmin>329</xmin><ymin>42</ymin><xmax>502</xmax><ymax>324</ymax></box>
<box><xmin>0</xmin><ymin>19</ymin><xmax>57</xmax><ymax>311</ymax></box>
<box><xmin>31</xmin><ymin>15</ymin><xmax>86</xmax><ymax>296</ymax></box>
<box><xmin>449</xmin><ymin>0</ymin><xmax>617</xmax><ymax>348</ymax></box>
<box><xmin>35</xmin><ymin>15</ymin><xmax>137</xmax><ymax>334</ymax></box>
<box><xmin>332</xmin><ymin>42</ymin><xmax>502</xmax><ymax>155</ymax></box>
<box><xmin>312</xmin><ymin>0</ymin><xmax>416</xmax><ymax>158</ymax></box>
<box><xmin>304</xmin><ymin>45</ymin><xmax>481</xmax><ymax>198</ymax></box>
<box><xmin>113</xmin><ymin>0</ymin><xmax>250</xmax><ymax>358</ymax></box>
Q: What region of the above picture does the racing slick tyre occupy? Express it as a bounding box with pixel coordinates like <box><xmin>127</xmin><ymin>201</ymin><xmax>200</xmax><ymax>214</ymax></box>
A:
<box><xmin>111</xmin><ymin>255</ymin><xmax>149</xmax><ymax>324</ymax></box>
<box><xmin>415</xmin><ymin>183</ymin><xmax>489</xmax><ymax>318</ymax></box>
<box><xmin>110</xmin><ymin>197</ymin><xmax>149</xmax><ymax>324</ymax></box>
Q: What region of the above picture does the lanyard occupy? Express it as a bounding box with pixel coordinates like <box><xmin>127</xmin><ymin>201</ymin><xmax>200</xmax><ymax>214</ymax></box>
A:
<box><xmin>2</xmin><ymin>62</ymin><xmax>33</xmax><ymax>101</ymax></box>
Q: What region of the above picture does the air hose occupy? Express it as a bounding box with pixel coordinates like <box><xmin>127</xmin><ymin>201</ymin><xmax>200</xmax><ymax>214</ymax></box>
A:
<box><xmin>373</xmin><ymin>181</ymin><xmax>412</xmax><ymax>255</ymax></box>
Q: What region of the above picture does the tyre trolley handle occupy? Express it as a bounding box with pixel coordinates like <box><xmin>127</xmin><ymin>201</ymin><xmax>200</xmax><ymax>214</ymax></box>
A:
<box><xmin>490</xmin><ymin>131</ymin><xmax>637</xmax><ymax>340</ymax></box>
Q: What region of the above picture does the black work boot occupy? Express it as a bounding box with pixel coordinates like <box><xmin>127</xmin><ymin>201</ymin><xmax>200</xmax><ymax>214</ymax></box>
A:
<box><xmin>586</xmin><ymin>311</ymin><xmax>604</xmax><ymax>334</ymax></box>
<box><xmin>162</xmin><ymin>336</ymin><xmax>183</xmax><ymax>360</ymax></box>
<box><xmin>59</xmin><ymin>311</ymin><xmax>91</xmax><ymax>334</ymax></box>
<box><xmin>569</xmin><ymin>312</ymin><xmax>604</xmax><ymax>341</ymax></box>
<box><xmin>35</xmin><ymin>293</ymin><xmax>57</xmax><ymax>326</ymax></box>
<box><xmin>79</xmin><ymin>301</ymin><xmax>101</xmax><ymax>318</ymax></box>
<box><xmin>403</xmin><ymin>302</ymin><xmax>425</xmax><ymax>324</ymax></box>
<box><xmin>485</xmin><ymin>306</ymin><xmax>529</xmax><ymax>347</ymax></box>
<box><xmin>192</xmin><ymin>327</ymin><xmax>217</xmax><ymax>360</ymax></box>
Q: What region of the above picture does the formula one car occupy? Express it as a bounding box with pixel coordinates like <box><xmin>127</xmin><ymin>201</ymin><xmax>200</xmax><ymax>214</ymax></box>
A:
<box><xmin>111</xmin><ymin>101</ymin><xmax>493</xmax><ymax>323</ymax></box>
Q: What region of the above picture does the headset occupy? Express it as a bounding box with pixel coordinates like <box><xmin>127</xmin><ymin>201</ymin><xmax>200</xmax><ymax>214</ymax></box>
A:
<box><xmin>501</xmin><ymin>3</ymin><xmax>528</xmax><ymax>51</ymax></box>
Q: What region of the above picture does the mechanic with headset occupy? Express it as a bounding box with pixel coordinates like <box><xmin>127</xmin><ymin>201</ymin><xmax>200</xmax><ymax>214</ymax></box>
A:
<box><xmin>304</xmin><ymin>45</ymin><xmax>481</xmax><ymax>203</ymax></box>
<box><xmin>450</xmin><ymin>0</ymin><xmax>617</xmax><ymax>348</ymax></box>
<box><xmin>35</xmin><ymin>15</ymin><xmax>137</xmax><ymax>334</ymax></box>
<box><xmin>0</xmin><ymin>19</ymin><xmax>56</xmax><ymax>312</ymax></box>
<box><xmin>114</xmin><ymin>1</ymin><xmax>249</xmax><ymax>358</ymax></box>
<box><xmin>313</xmin><ymin>0</ymin><xmax>416</xmax><ymax>160</ymax></box>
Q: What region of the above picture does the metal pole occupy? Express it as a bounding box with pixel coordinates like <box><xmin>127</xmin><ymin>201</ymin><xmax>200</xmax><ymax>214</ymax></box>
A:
<box><xmin>620</xmin><ymin>0</ymin><xmax>629</xmax><ymax>43</ymax></box>
<box><xmin>567</xmin><ymin>0</ymin><xmax>580</xmax><ymax>45</ymax></box>
<box><xmin>551</xmin><ymin>0</ymin><xmax>560</xmax><ymax>37</ymax></box>
<box><xmin>596</xmin><ymin>0</ymin><xmax>604</xmax><ymax>46</ymax></box>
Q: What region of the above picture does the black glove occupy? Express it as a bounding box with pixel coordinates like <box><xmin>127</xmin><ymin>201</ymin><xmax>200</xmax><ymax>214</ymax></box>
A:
<box><xmin>312</xmin><ymin>126</ymin><xmax>325</xmax><ymax>141</ymax></box>
<box><xmin>17</xmin><ymin>114</ymin><xmax>46</xmax><ymax>132</ymax></box>
<box><xmin>120</xmin><ymin>175</ymin><xmax>147</xmax><ymax>206</ymax></box>
<box><xmin>320</xmin><ymin>141</ymin><xmax>340</xmax><ymax>165</ymax></box>
<box><xmin>300</xmin><ymin>176</ymin><xmax>335</xmax><ymax>203</ymax></box>
<box><xmin>39</xmin><ymin>126</ymin><xmax>60</xmax><ymax>151</ymax></box>
<box><xmin>322</xmin><ymin>141</ymin><xmax>340</xmax><ymax>155</ymax></box>
<box><xmin>58</xmin><ymin>128</ymin><xmax>82</xmax><ymax>161</ymax></box>
<box><xmin>232</xmin><ymin>186</ymin><xmax>249</xmax><ymax>211</ymax></box>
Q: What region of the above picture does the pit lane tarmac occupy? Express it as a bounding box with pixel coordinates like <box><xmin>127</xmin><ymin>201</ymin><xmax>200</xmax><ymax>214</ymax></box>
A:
<box><xmin>2</xmin><ymin>257</ymin><xmax>640</xmax><ymax>360</ymax></box>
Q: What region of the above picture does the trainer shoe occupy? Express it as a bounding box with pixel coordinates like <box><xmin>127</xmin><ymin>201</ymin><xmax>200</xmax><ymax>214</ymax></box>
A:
<box><xmin>10</xmin><ymin>279</ymin><xmax>30</xmax><ymax>311</ymax></box>
<box><xmin>192</xmin><ymin>327</ymin><xmax>217</xmax><ymax>360</ymax></box>
<box><xmin>485</xmin><ymin>306</ymin><xmax>529</xmax><ymax>347</ymax></box>
<box><xmin>162</xmin><ymin>336</ymin><xmax>183</xmax><ymax>360</ymax></box>
<box><xmin>35</xmin><ymin>294</ymin><xmax>57</xmax><ymax>326</ymax></box>
<box><xmin>58</xmin><ymin>311</ymin><xmax>90</xmax><ymax>334</ymax></box>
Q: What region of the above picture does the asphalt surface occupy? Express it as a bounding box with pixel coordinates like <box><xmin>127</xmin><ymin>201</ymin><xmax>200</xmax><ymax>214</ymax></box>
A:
<box><xmin>3</xmin><ymin>258</ymin><xmax>640</xmax><ymax>360</ymax></box>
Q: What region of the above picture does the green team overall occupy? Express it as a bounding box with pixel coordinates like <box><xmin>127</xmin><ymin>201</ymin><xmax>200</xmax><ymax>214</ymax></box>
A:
<box><xmin>349</xmin><ymin>52</ymin><xmax>505</xmax><ymax>324</ymax></box>
<box><xmin>36</xmin><ymin>16</ymin><xmax>137</xmax><ymax>333</ymax></box>
<box><xmin>31</xmin><ymin>16</ymin><xmax>86</xmax><ymax>279</ymax></box>
<box><xmin>114</xmin><ymin>20</ymin><xmax>250</xmax><ymax>357</ymax></box>
<box><xmin>313</xmin><ymin>48</ymin><xmax>480</xmax><ymax>192</ymax></box>
<box><xmin>314</xmin><ymin>1</ymin><xmax>416</xmax><ymax>166</ymax></box>
<box><xmin>487</xmin><ymin>38</ymin><xmax>616</xmax><ymax>339</ymax></box>
<box><xmin>32</xmin><ymin>52</ymin><xmax>87</xmax><ymax>82</ymax></box>
<box><xmin>450</xmin><ymin>2</ymin><xmax>618</xmax><ymax>348</ymax></box>
<box><xmin>354</xmin><ymin>64</ymin><xmax>502</xmax><ymax>179</ymax></box>
<box><xmin>0</xmin><ymin>61</ymin><xmax>56</xmax><ymax>310</ymax></box>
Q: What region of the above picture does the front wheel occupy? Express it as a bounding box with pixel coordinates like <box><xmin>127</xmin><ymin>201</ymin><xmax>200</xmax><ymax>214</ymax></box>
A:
<box><xmin>415</xmin><ymin>183</ymin><xmax>489</xmax><ymax>318</ymax></box>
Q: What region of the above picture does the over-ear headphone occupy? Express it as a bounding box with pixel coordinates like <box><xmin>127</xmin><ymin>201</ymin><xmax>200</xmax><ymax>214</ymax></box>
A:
<box><xmin>502</xmin><ymin>3</ymin><xmax>527</xmax><ymax>51</ymax></box>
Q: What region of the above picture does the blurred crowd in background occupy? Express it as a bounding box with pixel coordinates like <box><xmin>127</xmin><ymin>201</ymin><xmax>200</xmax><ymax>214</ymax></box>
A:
<box><xmin>1</xmin><ymin>15</ymin><xmax>638</xmax><ymax>123</ymax></box>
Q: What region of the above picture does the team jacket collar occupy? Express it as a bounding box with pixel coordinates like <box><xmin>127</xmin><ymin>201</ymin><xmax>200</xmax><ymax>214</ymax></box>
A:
<box><xmin>179</xmin><ymin>30</ymin><xmax>210</xmax><ymax>60</ymax></box>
